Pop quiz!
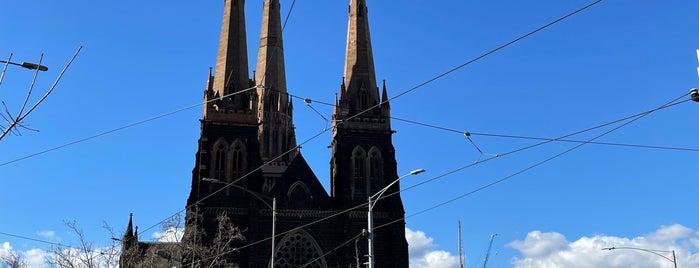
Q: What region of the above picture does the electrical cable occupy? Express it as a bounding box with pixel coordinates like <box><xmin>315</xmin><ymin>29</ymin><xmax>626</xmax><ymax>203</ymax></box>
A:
<box><xmin>0</xmin><ymin>85</ymin><xmax>256</xmax><ymax>168</ymax></box>
<box><xmin>375</xmin><ymin>93</ymin><xmax>690</xmax><ymax>231</ymax></box>
<box><xmin>298</xmin><ymin>232</ymin><xmax>364</xmax><ymax>268</ymax></box>
<box><xmin>0</xmin><ymin>231</ymin><xmax>63</xmax><ymax>247</ymax></box>
<box><xmin>391</xmin><ymin>116</ymin><xmax>699</xmax><ymax>153</ymax></box>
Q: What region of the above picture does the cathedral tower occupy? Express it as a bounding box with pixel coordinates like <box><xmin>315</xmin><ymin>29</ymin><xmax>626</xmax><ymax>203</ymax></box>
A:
<box><xmin>185</xmin><ymin>0</ymin><xmax>263</xmax><ymax>250</ymax></box>
<box><xmin>331</xmin><ymin>0</ymin><xmax>409</xmax><ymax>266</ymax></box>
<box><xmin>255</xmin><ymin>0</ymin><xmax>297</xmax><ymax>170</ymax></box>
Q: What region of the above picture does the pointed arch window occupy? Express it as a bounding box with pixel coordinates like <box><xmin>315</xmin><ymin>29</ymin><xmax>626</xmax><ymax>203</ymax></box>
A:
<box><xmin>263</xmin><ymin>127</ymin><xmax>270</xmax><ymax>159</ymax></box>
<box><xmin>273</xmin><ymin>230</ymin><xmax>327</xmax><ymax>268</ymax></box>
<box><xmin>287</xmin><ymin>181</ymin><xmax>311</xmax><ymax>209</ymax></box>
<box><xmin>272</xmin><ymin>128</ymin><xmax>280</xmax><ymax>158</ymax></box>
<box><xmin>367</xmin><ymin>147</ymin><xmax>384</xmax><ymax>195</ymax></box>
<box><xmin>212</xmin><ymin>140</ymin><xmax>229</xmax><ymax>181</ymax></box>
<box><xmin>358</xmin><ymin>89</ymin><xmax>368</xmax><ymax>112</ymax></box>
<box><xmin>230</xmin><ymin>140</ymin><xmax>247</xmax><ymax>181</ymax></box>
<box><xmin>351</xmin><ymin>146</ymin><xmax>367</xmax><ymax>200</ymax></box>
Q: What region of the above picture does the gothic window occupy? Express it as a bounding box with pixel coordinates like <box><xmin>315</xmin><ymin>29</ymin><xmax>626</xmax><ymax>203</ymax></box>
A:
<box><xmin>287</xmin><ymin>181</ymin><xmax>311</xmax><ymax>209</ymax></box>
<box><xmin>212</xmin><ymin>139</ymin><xmax>229</xmax><ymax>181</ymax></box>
<box><xmin>367</xmin><ymin>147</ymin><xmax>384</xmax><ymax>195</ymax></box>
<box><xmin>230</xmin><ymin>140</ymin><xmax>247</xmax><ymax>181</ymax></box>
<box><xmin>358</xmin><ymin>89</ymin><xmax>368</xmax><ymax>112</ymax></box>
<box><xmin>272</xmin><ymin>128</ymin><xmax>280</xmax><ymax>157</ymax></box>
<box><xmin>263</xmin><ymin>127</ymin><xmax>270</xmax><ymax>158</ymax></box>
<box><xmin>281</xmin><ymin>129</ymin><xmax>288</xmax><ymax>155</ymax></box>
<box><xmin>351</xmin><ymin>146</ymin><xmax>367</xmax><ymax>200</ymax></box>
<box><xmin>273</xmin><ymin>230</ymin><xmax>327</xmax><ymax>268</ymax></box>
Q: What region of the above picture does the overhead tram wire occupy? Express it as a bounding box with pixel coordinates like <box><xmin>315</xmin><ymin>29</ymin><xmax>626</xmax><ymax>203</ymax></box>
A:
<box><xmin>387</xmin><ymin>0</ymin><xmax>604</xmax><ymax>103</ymax></box>
<box><xmin>0</xmin><ymin>231</ymin><xmax>66</xmax><ymax>247</ymax></box>
<box><xmin>140</xmin><ymin>0</ymin><xmax>609</xmax><ymax>251</ymax></box>
<box><xmin>391</xmin><ymin>116</ymin><xmax>699</xmax><ymax>153</ymax></box>
<box><xmin>298</xmin><ymin>232</ymin><xmax>364</xmax><ymax>268</ymax></box>
<box><xmin>400</xmin><ymin>95</ymin><xmax>692</xmax><ymax>194</ymax></box>
<box><xmin>282</xmin><ymin>90</ymin><xmax>699</xmax><ymax>153</ymax></box>
<box><xmin>375</xmin><ymin>93</ymin><xmax>691</xmax><ymax>232</ymax></box>
<box><xmin>0</xmin><ymin>86</ymin><xmax>257</xmax><ymax>167</ymax></box>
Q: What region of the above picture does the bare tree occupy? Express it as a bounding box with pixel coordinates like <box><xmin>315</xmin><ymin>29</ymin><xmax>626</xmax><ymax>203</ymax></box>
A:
<box><xmin>47</xmin><ymin>221</ymin><xmax>120</xmax><ymax>268</ymax></box>
<box><xmin>119</xmin><ymin>211</ymin><xmax>244</xmax><ymax>268</ymax></box>
<box><xmin>0</xmin><ymin>249</ymin><xmax>28</xmax><ymax>268</ymax></box>
<box><xmin>43</xmin><ymin>211</ymin><xmax>244</xmax><ymax>268</ymax></box>
<box><xmin>0</xmin><ymin>47</ymin><xmax>81</xmax><ymax>141</ymax></box>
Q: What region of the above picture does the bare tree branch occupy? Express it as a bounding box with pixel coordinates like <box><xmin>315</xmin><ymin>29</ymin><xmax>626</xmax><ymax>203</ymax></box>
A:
<box><xmin>0</xmin><ymin>46</ymin><xmax>82</xmax><ymax>141</ymax></box>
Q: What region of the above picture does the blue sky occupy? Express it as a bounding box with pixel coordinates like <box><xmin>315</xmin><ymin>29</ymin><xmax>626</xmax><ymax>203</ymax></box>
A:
<box><xmin>1</xmin><ymin>1</ymin><xmax>698</xmax><ymax>267</ymax></box>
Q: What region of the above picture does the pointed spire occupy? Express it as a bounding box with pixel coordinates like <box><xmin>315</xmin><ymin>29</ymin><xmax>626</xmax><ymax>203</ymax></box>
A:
<box><xmin>213</xmin><ymin>0</ymin><xmax>250</xmax><ymax>98</ymax></box>
<box><xmin>255</xmin><ymin>0</ymin><xmax>287</xmax><ymax>105</ymax></box>
<box><xmin>125</xmin><ymin>213</ymin><xmax>133</xmax><ymax>236</ymax></box>
<box><xmin>133</xmin><ymin>226</ymin><xmax>139</xmax><ymax>243</ymax></box>
<box><xmin>122</xmin><ymin>213</ymin><xmax>136</xmax><ymax>249</ymax></box>
<box><xmin>381</xmin><ymin>80</ymin><xmax>389</xmax><ymax>108</ymax></box>
<box><xmin>341</xmin><ymin>0</ymin><xmax>379</xmax><ymax>105</ymax></box>
<box><xmin>256</xmin><ymin>0</ymin><xmax>296</xmax><ymax>163</ymax></box>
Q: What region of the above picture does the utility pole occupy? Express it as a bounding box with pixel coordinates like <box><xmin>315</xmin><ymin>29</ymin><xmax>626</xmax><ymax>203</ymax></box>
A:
<box><xmin>458</xmin><ymin>221</ymin><xmax>464</xmax><ymax>268</ymax></box>
<box><xmin>692</xmin><ymin>49</ymin><xmax>699</xmax><ymax>103</ymax></box>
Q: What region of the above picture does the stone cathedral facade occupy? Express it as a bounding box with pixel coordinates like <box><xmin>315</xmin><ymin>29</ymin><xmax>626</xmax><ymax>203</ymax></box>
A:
<box><xmin>120</xmin><ymin>0</ymin><xmax>409</xmax><ymax>267</ymax></box>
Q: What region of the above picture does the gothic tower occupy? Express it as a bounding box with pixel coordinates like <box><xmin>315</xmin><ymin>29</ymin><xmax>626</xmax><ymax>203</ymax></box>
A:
<box><xmin>331</xmin><ymin>0</ymin><xmax>409</xmax><ymax>266</ymax></box>
<box><xmin>184</xmin><ymin>0</ymin><xmax>263</xmax><ymax>255</ymax></box>
<box><xmin>255</xmin><ymin>0</ymin><xmax>297</xmax><ymax>172</ymax></box>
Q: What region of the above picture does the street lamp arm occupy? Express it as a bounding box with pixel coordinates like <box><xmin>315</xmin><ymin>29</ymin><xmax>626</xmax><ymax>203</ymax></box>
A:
<box><xmin>0</xmin><ymin>60</ymin><xmax>48</xmax><ymax>71</ymax></box>
<box><xmin>368</xmin><ymin>169</ymin><xmax>425</xmax><ymax>210</ymax></box>
<box><xmin>602</xmin><ymin>246</ymin><xmax>676</xmax><ymax>265</ymax></box>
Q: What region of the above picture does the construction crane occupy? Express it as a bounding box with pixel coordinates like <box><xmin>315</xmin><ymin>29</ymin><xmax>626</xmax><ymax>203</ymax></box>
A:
<box><xmin>481</xmin><ymin>233</ymin><xmax>497</xmax><ymax>268</ymax></box>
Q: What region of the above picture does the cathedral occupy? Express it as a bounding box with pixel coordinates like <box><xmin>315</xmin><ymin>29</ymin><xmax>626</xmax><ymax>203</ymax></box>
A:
<box><xmin>120</xmin><ymin>0</ymin><xmax>409</xmax><ymax>267</ymax></box>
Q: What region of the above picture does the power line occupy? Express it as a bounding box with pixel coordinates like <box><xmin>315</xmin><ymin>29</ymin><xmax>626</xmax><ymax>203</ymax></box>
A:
<box><xmin>391</xmin><ymin>116</ymin><xmax>699</xmax><ymax>153</ymax></box>
<box><xmin>376</xmin><ymin>93</ymin><xmax>690</xmax><ymax>231</ymax></box>
<box><xmin>0</xmin><ymin>231</ymin><xmax>63</xmax><ymax>247</ymax></box>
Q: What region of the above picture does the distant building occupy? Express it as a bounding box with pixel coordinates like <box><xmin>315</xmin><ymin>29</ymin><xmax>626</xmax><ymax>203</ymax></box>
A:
<box><xmin>120</xmin><ymin>0</ymin><xmax>409</xmax><ymax>267</ymax></box>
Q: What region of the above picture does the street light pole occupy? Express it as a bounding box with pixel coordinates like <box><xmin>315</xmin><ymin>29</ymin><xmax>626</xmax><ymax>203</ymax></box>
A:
<box><xmin>202</xmin><ymin>178</ymin><xmax>276</xmax><ymax>268</ymax></box>
<box><xmin>367</xmin><ymin>168</ymin><xmax>426</xmax><ymax>268</ymax></box>
<box><xmin>602</xmin><ymin>246</ymin><xmax>677</xmax><ymax>268</ymax></box>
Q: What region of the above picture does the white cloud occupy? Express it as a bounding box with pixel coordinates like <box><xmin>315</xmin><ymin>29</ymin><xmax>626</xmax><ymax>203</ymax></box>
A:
<box><xmin>0</xmin><ymin>241</ymin><xmax>13</xmax><ymax>258</ymax></box>
<box><xmin>153</xmin><ymin>226</ymin><xmax>185</xmax><ymax>242</ymax></box>
<box><xmin>509</xmin><ymin>230</ymin><xmax>570</xmax><ymax>257</ymax></box>
<box><xmin>406</xmin><ymin>228</ymin><xmax>459</xmax><ymax>268</ymax></box>
<box><xmin>23</xmin><ymin>248</ymin><xmax>49</xmax><ymax>268</ymax></box>
<box><xmin>36</xmin><ymin>230</ymin><xmax>57</xmax><ymax>240</ymax></box>
<box><xmin>509</xmin><ymin>224</ymin><xmax>699</xmax><ymax>268</ymax></box>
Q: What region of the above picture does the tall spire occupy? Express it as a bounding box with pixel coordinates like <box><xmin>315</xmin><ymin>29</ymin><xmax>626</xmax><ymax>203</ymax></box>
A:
<box><xmin>255</xmin><ymin>0</ymin><xmax>296</xmax><ymax>163</ymax></box>
<box><xmin>341</xmin><ymin>0</ymin><xmax>379</xmax><ymax>108</ymax></box>
<box><xmin>213</xmin><ymin>0</ymin><xmax>250</xmax><ymax>100</ymax></box>
<box><xmin>122</xmin><ymin>213</ymin><xmax>136</xmax><ymax>248</ymax></box>
<box><xmin>255</xmin><ymin>0</ymin><xmax>287</xmax><ymax>106</ymax></box>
